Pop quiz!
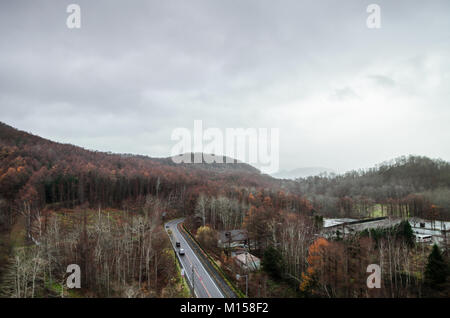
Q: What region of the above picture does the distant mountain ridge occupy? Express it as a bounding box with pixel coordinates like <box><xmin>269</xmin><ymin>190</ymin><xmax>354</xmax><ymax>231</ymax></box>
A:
<box><xmin>152</xmin><ymin>153</ymin><xmax>261</xmax><ymax>175</ymax></box>
<box><xmin>0</xmin><ymin>121</ymin><xmax>261</xmax><ymax>176</ymax></box>
<box><xmin>272</xmin><ymin>167</ymin><xmax>335</xmax><ymax>180</ymax></box>
<box><xmin>0</xmin><ymin>121</ymin><xmax>276</xmax><ymax>210</ymax></box>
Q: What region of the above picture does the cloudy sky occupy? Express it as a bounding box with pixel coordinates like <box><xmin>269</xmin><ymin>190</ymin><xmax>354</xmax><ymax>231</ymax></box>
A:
<box><xmin>1</xmin><ymin>0</ymin><xmax>449</xmax><ymax>174</ymax></box>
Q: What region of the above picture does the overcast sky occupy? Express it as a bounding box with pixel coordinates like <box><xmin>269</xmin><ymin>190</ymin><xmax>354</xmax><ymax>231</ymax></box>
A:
<box><xmin>1</xmin><ymin>0</ymin><xmax>449</xmax><ymax>174</ymax></box>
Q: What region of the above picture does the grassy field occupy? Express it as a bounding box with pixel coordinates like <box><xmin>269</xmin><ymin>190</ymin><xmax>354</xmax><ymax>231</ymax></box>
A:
<box><xmin>371</xmin><ymin>204</ymin><xmax>386</xmax><ymax>218</ymax></box>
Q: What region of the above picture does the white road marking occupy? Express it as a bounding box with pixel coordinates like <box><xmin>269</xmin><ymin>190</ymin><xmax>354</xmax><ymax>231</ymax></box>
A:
<box><xmin>166</xmin><ymin>219</ymin><xmax>224</xmax><ymax>298</ymax></box>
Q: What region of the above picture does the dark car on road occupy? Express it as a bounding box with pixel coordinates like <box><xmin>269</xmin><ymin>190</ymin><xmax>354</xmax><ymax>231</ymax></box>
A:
<box><xmin>176</xmin><ymin>242</ymin><xmax>180</xmax><ymax>247</ymax></box>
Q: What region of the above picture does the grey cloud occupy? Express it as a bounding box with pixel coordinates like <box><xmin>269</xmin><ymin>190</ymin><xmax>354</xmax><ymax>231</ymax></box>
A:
<box><xmin>330</xmin><ymin>87</ymin><xmax>360</xmax><ymax>101</ymax></box>
<box><xmin>368</xmin><ymin>75</ymin><xmax>396</xmax><ymax>88</ymax></box>
<box><xmin>1</xmin><ymin>0</ymin><xmax>449</xmax><ymax>172</ymax></box>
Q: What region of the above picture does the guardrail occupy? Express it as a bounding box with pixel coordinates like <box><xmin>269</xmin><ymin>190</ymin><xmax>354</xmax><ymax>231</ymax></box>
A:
<box><xmin>178</xmin><ymin>223</ymin><xmax>244</xmax><ymax>298</ymax></box>
<box><xmin>172</xmin><ymin>248</ymin><xmax>195</xmax><ymax>298</ymax></box>
<box><xmin>166</xmin><ymin>223</ymin><xmax>196</xmax><ymax>298</ymax></box>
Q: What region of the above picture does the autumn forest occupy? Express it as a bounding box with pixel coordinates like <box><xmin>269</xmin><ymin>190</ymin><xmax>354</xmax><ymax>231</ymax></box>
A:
<box><xmin>0</xmin><ymin>122</ymin><xmax>449</xmax><ymax>298</ymax></box>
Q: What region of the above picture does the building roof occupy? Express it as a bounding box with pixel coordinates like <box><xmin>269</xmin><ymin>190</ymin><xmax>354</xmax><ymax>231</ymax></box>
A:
<box><xmin>409</xmin><ymin>218</ymin><xmax>450</xmax><ymax>231</ymax></box>
<box><xmin>235</xmin><ymin>252</ymin><xmax>260</xmax><ymax>268</ymax></box>
<box><xmin>218</xmin><ymin>229</ymin><xmax>248</xmax><ymax>243</ymax></box>
<box><xmin>323</xmin><ymin>218</ymin><xmax>357</xmax><ymax>228</ymax></box>
<box><xmin>415</xmin><ymin>234</ymin><xmax>432</xmax><ymax>238</ymax></box>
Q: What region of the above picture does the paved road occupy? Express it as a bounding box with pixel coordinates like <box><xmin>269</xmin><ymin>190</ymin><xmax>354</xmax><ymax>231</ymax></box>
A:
<box><xmin>165</xmin><ymin>219</ymin><xmax>225</xmax><ymax>298</ymax></box>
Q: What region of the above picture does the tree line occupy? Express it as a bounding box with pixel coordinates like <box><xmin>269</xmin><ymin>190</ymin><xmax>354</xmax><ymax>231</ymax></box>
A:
<box><xmin>295</xmin><ymin>155</ymin><xmax>450</xmax><ymax>220</ymax></box>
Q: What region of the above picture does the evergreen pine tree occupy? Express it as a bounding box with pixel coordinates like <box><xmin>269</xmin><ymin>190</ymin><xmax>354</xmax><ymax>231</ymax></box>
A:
<box><xmin>397</xmin><ymin>220</ymin><xmax>415</xmax><ymax>246</ymax></box>
<box><xmin>425</xmin><ymin>244</ymin><xmax>449</xmax><ymax>289</ymax></box>
<box><xmin>262</xmin><ymin>245</ymin><xmax>284</xmax><ymax>279</ymax></box>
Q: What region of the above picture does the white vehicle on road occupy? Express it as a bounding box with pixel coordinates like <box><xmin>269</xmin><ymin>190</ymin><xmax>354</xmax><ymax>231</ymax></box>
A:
<box><xmin>165</xmin><ymin>219</ymin><xmax>225</xmax><ymax>298</ymax></box>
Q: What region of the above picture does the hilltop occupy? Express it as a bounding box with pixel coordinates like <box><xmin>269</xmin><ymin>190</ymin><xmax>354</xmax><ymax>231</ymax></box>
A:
<box><xmin>0</xmin><ymin>121</ymin><xmax>278</xmax><ymax>217</ymax></box>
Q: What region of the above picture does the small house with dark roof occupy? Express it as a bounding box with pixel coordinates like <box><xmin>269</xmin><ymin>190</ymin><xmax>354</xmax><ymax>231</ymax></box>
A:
<box><xmin>218</xmin><ymin>229</ymin><xmax>248</xmax><ymax>248</ymax></box>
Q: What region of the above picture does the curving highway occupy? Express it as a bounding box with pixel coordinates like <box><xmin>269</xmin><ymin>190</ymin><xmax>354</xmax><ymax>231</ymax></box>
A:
<box><xmin>165</xmin><ymin>219</ymin><xmax>225</xmax><ymax>298</ymax></box>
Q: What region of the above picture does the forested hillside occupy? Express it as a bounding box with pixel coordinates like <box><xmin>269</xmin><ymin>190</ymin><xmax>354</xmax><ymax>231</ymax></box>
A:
<box><xmin>295</xmin><ymin>156</ymin><xmax>450</xmax><ymax>220</ymax></box>
<box><xmin>1</xmin><ymin>122</ymin><xmax>449</xmax><ymax>298</ymax></box>
<box><xmin>0</xmin><ymin>122</ymin><xmax>311</xmax><ymax>297</ymax></box>
<box><xmin>0</xmin><ymin>122</ymin><xmax>283</xmax><ymax>229</ymax></box>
